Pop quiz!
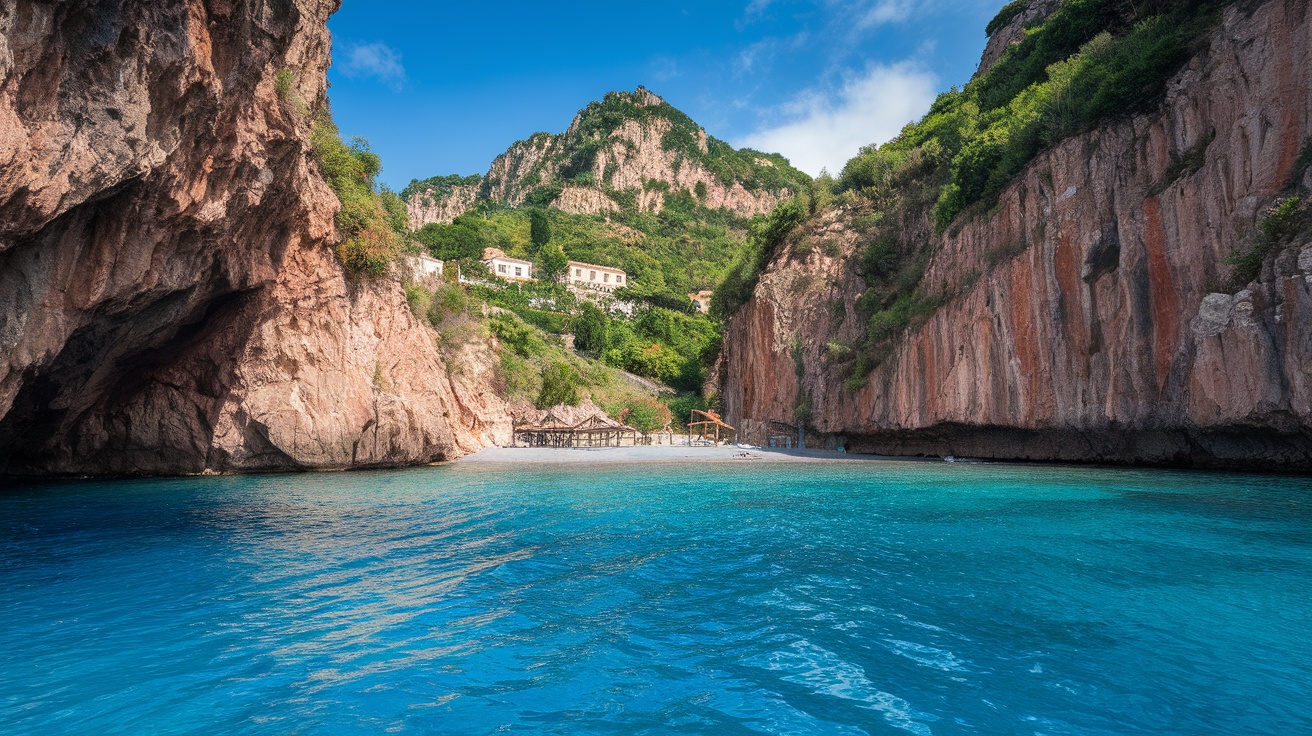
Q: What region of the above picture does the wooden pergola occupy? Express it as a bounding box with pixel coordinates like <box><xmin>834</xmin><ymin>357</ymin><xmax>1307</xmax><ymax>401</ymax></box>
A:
<box><xmin>687</xmin><ymin>409</ymin><xmax>736</xmax><ymax>445</ymax></box>
<box><xmin>514</xmin><ymin>411</ymin><xmax>641</xmax><ymax>448</ymax></box>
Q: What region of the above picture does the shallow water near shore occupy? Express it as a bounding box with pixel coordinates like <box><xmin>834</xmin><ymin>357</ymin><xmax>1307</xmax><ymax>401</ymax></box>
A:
<box><xmin>2</xmin><ymin>460</ymin><xmax>1310</xmax><ymax>735</ymax></box>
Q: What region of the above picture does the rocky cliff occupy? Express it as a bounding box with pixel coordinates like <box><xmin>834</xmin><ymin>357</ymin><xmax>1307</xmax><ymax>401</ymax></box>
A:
<box><xmin>720</xmin><ymin>0</ymin><xmax>1312</xmax><ymax>470</ymax></box>
<box><xmin>407</xmin><ymin>180</ymin><xmax>481</xmax><ymax>230</ymax></box>
<box><xmin>405</xmin><ymin>87</ymin><xmax>809</xmax><ymax>227</ymax></box>
<box><xmin>0</xmin><ymin>0</ymin><xmax>508</xmax><ymax>476</ymax></box>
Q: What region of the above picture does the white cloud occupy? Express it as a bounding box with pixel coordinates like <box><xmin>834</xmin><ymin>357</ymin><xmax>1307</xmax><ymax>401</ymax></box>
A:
<box><xmin>848</xmin><ymin>0</ymin><xmax>915</xmax><ymax>28</ymax></box>
<box><xmin>338</xmin><ymin>42</ymin><xmax>407</xmax><ymax>91</ymax></box>
<box><xmin>739</xmin><ymin>62</ymin><xmax>938</xmax><ymax>176</ymax></box>
<box><xmin>737</xmin><ymin>32</ymin><xmax>810</xmax><ymax>73</ymax></box>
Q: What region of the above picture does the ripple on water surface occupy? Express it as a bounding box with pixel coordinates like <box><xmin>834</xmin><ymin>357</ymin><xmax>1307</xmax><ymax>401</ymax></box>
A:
<box><xmin>2</xmin><ymin>461</ymin><xmax>1310</xmax><ymax>735</ymax></box>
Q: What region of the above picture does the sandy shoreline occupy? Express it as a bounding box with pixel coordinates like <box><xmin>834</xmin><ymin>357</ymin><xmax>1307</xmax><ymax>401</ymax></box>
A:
<box><xmin>455</xmin><ymin>445</ymin><xmax>912</xmax><ymax>465</ymax></box>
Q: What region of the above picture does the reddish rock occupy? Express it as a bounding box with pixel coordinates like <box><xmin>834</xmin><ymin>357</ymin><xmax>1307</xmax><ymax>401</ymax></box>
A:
<box><xmin>0</xmin><ymin>0</ymin><xmax>508</xmax><ymax>476</ymax></box>
<box><xmin>722</xmin><ymin>0</ymin><xmax>1312</xmax><ymax>469</ymax></box>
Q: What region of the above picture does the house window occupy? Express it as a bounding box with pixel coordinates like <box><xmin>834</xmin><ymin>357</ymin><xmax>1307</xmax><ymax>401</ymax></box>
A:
<box><xmin>617</xmin><ymin>275</ymin><xmax>623</xmax><ymax>283</ymax></box>
<box><xmin>575</xmin><ymin>269</ymin><xmax>582</xmax><ymax>277</ymax></box>
<box><xmin>590</xmin><ymin>271</ymin><xmax>597</xmax><ymax>281</ymax></box>
<box><xmin>603</xmin><ymin>273</ymin><xmax>610</xmax><ymax>283</ymax></box>
<box><xmin>498</xmin><ymin>264</ymin><xmax>506</xmax><ymax>273</ymax></box>
<box><xmin>515</xmin><ymin>267</ymin><xmax>523</xmax><ymax>277</ymax></box>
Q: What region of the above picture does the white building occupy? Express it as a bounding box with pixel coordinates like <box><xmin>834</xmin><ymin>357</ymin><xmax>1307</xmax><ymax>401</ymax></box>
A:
<box><xmin>483</xmin><ymin>248</ymin><xmax>534</xmax><ymax>282</ymax></box>
<box><xmin>688</xmin><ymin>290</ymin><xmax>713</xmax><ymax>314</ymax></box>
<box><xmin>566</xmin><ymin>261</ymin><xmax>627</xmax><ymax>292</ymax></box>
<box><xmin>409</xmin><ymin>254</ymin><xmax>444</xmax><ymax>279</ymax></box>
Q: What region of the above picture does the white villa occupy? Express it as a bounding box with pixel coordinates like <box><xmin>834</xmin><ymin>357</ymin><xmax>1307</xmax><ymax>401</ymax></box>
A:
<box><xmin>409</xmin><ymin>254</ymin><xmax>444</xmax><ymax>279</ymax></box>
<box><xmin>483</xmin><ymin>248</ymin><xmax>534</xmax><ymax>282</ymax></box>
<box><xmin>566</xmin><ymin>261</ymin><xmax>627</xmax><ymax>292</ymax></box>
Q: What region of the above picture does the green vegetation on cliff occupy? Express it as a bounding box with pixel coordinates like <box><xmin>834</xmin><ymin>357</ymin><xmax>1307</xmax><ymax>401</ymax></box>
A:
<box><xmin>417</xmin><ymin>200</ymin><xmax>752</xmax><ymax>300</ymax></box>
<box><xmin>710</xmin><ymin>0</ymin><xmax>1239</xmax><ymax>391</ymax></box>
<box><xmin>401</xmin><ymin>89</ymin><xmax>813</xmax><ymax>413</ymax></box>
<box><xmin>311</xmin><ymin>112</ymin><xmax>410</xmax><ymax>275</ymax></box>
<box><xmin>842</xmin><ymin>0</ymin><xmax>1233</xmax><ymax>231</ymax></box>
<box><xmin>400</xmin><ymin>174</ymin><xmax>481</xmax><ymax>202</ymax></box>
<box><xmin>534</xmin><ymin>88</ymin><xmax>809</xmax><ymax>196</ymax></box>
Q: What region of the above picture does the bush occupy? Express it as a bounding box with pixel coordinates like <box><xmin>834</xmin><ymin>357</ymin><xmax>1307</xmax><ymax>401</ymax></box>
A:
<box><xmin>573</xmin><ymin>302</ymin><xmax>610</xmax><ymax>355</ymax></box>
<box><xmin>1260</xmin><ymin>197</ymin><xmax>1306</xmax><ymax>242</ymax></box>
<box><xmin>498</xmin><ymin>351</ymin><xmax>539</xmax><ymax>402</ymax></box>
<box><xmin>415</xmin><ymin>217</ymin><xmax>488</xmax><ymax>262</ymax></box>
<box><xmin>275</xmin><ymin>68</ymin><xmax>295</xmax><ymax>102</ymax></box>
<box><xmin>1228</xmin><ymin>197</ymin><xmax>1310</xmax><ymax>288</ymax></box>
<box><xmin>489</xmin><ymin>312</ymin><xmax>545</xmax><ymax>357</ymax></box>
<box><xmin>404</xmin><ymin>284</ymin><xmax>433</xmax><ymax>320</ymax></box>
<box><xmin>610</xmin><ymin>395</ymin><xmax>673</xmax><ymax>433</ymax></box>
<box><xmin>311</xmin><ymin>114</ymin><xmax>403</xmax><ymax>276</ymax></box>
<box><xmin>428</xmin><ymin>283</ymin><xmax>470</xmax><ymax>325</ymax></box>
<box><xmin>537</xmin><ymin>362</ymin><xmax>581</xmax><ymax>408</ymax></box>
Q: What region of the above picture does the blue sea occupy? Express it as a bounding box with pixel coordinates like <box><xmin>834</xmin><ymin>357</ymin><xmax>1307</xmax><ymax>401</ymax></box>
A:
<box><xmin>1</xmin><ymin>460</ymin><xmax>1309</xmax><ymax>735</ymax></box>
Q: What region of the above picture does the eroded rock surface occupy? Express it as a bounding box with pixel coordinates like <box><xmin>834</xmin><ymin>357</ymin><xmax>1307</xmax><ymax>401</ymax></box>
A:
<box><xmin>406</xmin><ymin>88</ymin><xmax>796</xmax><ymax>227</ymax></box>
<box><xmin>721</xmin><ymin>0</ymin><xmax>1312</xmax><ymax>469</ymax></box>
<box><xmin>0</xmin><ymin>0</ymin><xmax>508</xmax><ymax>476</ymax></box>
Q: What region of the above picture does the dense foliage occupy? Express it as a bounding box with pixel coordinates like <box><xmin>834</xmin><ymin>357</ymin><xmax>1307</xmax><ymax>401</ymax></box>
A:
<box><xmin>417</xmin><ymin>203</ymin><xmax>751</xmax><ymax>301</ymax></box>
<box><xmin>400</xmin><ymin>174</ymin><xmax>481</xmax><ymax>202</ymax></box>
<box><xmin>484</xmin><ymin>309</ymin><xmax>687</xmax><ymax>424</ymax></box>
<box><xmin>841</xmin><ymin>0</ymin><xmax>1232</xmax><ymax>231</ymax></box>
<box><xmin>536</xmin><ymin>362</ymin><xmax>581</xmax><ymax>409</ymax></box>
<box><xmin>710</xmin><ymin>198</ymin><xmax>807</xmax><ymax>319</ymax></box>
<box><xmin>311</xmin><ymin>114</ymin><xmax>410</xmax><ymax>276</ymax></box>
<box><xmin>568</xmin><ymin>303</ymin><xmax>719</xmax><ymax>393</ymax></box>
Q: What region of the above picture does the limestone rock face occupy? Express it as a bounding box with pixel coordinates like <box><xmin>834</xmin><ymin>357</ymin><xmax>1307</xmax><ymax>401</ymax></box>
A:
<box><xmin>406</xmin><ymin>88</ymin><xmax>801</xmax><ymax>227</ymax></box>
<box><xmin>721</xmin><ymin>0</ymin><xmax>1312</xmax><ymax>469</ymax></box>
<box><xmin>407</xmin><ymin>181</ymin><xmax>481</xmax><ymax>230</ymax></box>
<box><xmin>0</xmin><ymin>0</ymin><xmax>508</xmax><ymax>476</ymax></box>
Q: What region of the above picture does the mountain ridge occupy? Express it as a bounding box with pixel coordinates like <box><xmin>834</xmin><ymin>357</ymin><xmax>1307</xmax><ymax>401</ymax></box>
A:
<box><xmin>405</xmin><ymin>87</ymin><xmax>810</xmax><ymax>229</ymax></box>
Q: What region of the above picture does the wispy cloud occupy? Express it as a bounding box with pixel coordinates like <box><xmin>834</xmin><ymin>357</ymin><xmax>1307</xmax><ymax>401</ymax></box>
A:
<box><xmin>742</xmin><ymin>0</ymin><xmax>921</xmax><ymax>29</ymax></box>
<box><xmin>338</xmin><ymin>42</ymin><xmax>407</xmax><ymax>91</ymax></box>
<box><xmin>739</xmin><ymin>62</ymin><xmax>938</xmax><ymax>176</ymax></box>
<box><xmin>742</xmin><ymin>0</ymin><xmax>777</xmax><ymax>22</ymax></box>
<box><xmin>737</xmin><ymin>32</ymin><xmax>810</xmax><ymax>74</ymax></box>
<box><xmin>648</xmin><ymin>56</ymin><xmax>682</xmax><ymax>82</ymax></box>
<box><xmin>847</xmin><ymin>0</ymin><xmax>915</xmax><ymax>29</ymax></box>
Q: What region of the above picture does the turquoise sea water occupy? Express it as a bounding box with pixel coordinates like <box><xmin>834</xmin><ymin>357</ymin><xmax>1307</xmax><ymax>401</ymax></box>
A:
<box><xmin>1</xmin><ymin>460</ymin><xmax>1309</xmax><ymax>735</ymax></box>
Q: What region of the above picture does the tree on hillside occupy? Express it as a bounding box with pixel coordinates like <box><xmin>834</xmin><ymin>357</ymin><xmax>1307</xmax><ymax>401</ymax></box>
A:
<box><xmin>573</xmin><ymin>302</ymin><xmax>609</xmax><ymax>356</ymax></box>
<box><xmin>415</xmin><ymin>217</ymin><xmax>486</xmax><ymax>262</ymax></box>
<box><xmin>529</xmin><ymin>209</ymin><xmax>552</xmax><ymax>252</ymax></box>
<box><xmin>539</xmin><ymin>242</ymin><xmax>569</xmax><ymax>284</ymax></box>
<box><xmin>536</xmin><ymin>362</ymin><xmax>580</xmax><ymax>409</ymax></box>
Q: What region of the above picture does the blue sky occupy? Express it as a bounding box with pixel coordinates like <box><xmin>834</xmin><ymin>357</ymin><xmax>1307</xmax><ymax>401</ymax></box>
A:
<box><xmin>327</xmin><ymin>1</ymin><xmax>1008</xmax><ymax>190</ymax></box>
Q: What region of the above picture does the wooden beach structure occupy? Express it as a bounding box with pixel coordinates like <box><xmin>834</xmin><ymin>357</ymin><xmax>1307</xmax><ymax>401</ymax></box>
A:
<box><xmin>767</xmin><ymin>420</ymin><xmax>803</xmax><ymax>449</ymax></box>
<box><xmin>687</xmin><ymin>410</ymin><xmax>736</xmax><ymax>445</ymax></box>
<box><xmin>514</xmin><ymin>409</ymin><xmax>642</xmax><ymax>448</ymax></box>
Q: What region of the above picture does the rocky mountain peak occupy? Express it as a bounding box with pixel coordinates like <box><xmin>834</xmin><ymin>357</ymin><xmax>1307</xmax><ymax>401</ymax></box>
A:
<box><xmin>405</xmin><ymin>87</ymin><xmax>809</xmax><ymax>229</ymax></box>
